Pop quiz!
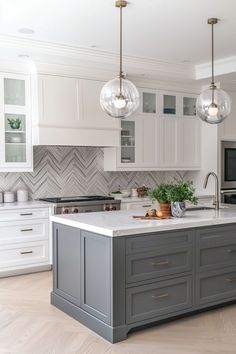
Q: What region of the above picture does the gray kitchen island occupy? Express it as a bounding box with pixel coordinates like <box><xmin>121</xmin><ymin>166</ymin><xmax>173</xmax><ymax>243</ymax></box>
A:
<box><xmin>51</xmin><ymin>206</ymin><xmax>236</xmax><ymax>343</ymax></box>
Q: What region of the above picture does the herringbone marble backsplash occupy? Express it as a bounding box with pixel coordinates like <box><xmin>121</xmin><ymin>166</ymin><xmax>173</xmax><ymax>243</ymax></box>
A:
<box><xmin>0</xmin><ymin>146</ymin><xmax>187</xmax><ymax>199</ymax></box>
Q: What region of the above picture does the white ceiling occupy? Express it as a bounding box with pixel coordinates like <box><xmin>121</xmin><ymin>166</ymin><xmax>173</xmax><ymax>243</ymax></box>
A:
<box><xmin>0</xmin><ymin>0</ymin><xmax>235</xmax><ymax>65</ymax></box>
<box><xmin>0</xmin><ymin>0</ymin><xmax>236</xmax><ymax>88</ymax></box>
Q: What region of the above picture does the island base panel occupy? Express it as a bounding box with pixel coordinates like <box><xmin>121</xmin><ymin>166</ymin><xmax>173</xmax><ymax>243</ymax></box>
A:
<box><xmin>51</xmin><ymin>292</ymin><xmax>128</xmax><ymax>343</ymax></box>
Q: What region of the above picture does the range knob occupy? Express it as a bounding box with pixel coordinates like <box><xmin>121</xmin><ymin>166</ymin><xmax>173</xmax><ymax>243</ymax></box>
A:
<box><xmin>63</xmin><ymin>208</ymin><xmax>69</xmax><ymax>214</ymax></box>
<box><xmin>73</xmin><ymin>208</ymin><xmax>79</xmax><ymax>213</ymax></box>
<box><xmin>104</xmin><ymin>206</ymin><xmax>110</xmax><ymax>211</ymax></box>
<box><xmin>111</xmin><ymin>205</ymin><xmax>117</xmax><ymax>211</ymax></box>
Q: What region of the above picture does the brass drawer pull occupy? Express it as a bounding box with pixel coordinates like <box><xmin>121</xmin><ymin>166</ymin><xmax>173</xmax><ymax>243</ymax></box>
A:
<box><xmin>227</xmin><ymin>249</ymin><xmax>236</xmax><ymax>253</ymax></box>
<box><xmin>226</xmin><ymin>277</ymin><xmax>236</xmax><ymax>283</ymax></box>
<box><xmin>20</xmin><ymin>228</ymin><xmax>33</xmax><ymax>232</ymax></box>
<box><xmin>150</xmin><ymin>261</ymin><xmax>169</xmax><ymax>266</ymax></box>
<box><xmin>152</xmin><ymin>293</ymin><xmax>169</xmax><ymax>299</ymax></box>
<box><xmin>20</xmin><ymin>251</ymin><xmax>33</xmax><ymax>255</ymax></box>
<box><xmin>20</xmin><ymin>213</ymin><xmax>33</xmax><ymax>216</ymax></box>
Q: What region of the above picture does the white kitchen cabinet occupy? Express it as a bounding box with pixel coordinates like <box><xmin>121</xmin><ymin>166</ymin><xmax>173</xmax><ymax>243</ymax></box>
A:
<box><xmin>120</xmin><ymin>198</ymin><xmax>159</xmax><ymax>211</ymax></box>
<box><xmin>78</xmin><ymin>79</ymin><xmax>119</xmax><ymax>130</ymax></box>
<box><xmin>104</xmin><ymin>91</ymin><xmax>201</xmax><ymax>171</ymax></box>
<box><xmin>34</xmin><ymin>74</ymin><xmax>120</xmax><ymax>146</ymax></box>
<box><xmin>0</xmin><ymin>207</ymin><xmax>51</xmax><ymax>277</ymax></box>
<box><xmin>0</xmin><ymin>73</ymin><xmax>32</xmax><ymax>172</ymax></box>
<box><xmin>139</xmin><ymin>89</ymin><xmax>158</xmax><ymax>115</ymax></box>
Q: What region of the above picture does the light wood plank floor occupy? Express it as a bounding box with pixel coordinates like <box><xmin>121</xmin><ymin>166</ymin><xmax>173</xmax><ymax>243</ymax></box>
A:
<box><xmin>1</xmin><ymin>271</ymin><xmax>236</xmax><ymax>354</ymax></box>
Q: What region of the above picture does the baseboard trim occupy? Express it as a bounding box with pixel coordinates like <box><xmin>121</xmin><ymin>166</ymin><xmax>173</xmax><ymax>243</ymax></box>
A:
<box><xmin>0</xmin><ymin>264</ymin><xmax>52</xmax><ymax>278</ymax></box>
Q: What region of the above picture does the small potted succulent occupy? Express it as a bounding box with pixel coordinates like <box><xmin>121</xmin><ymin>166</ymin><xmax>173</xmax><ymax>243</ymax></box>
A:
<box><xmin>149</xmin><ymin>183</ymin><xmax>173</xmax><ymax>218</ymax></box>
<box><xmin>7</xmin><ymin>117</ymin><xmax>22</xmax><ymax>130</ymax></box>
<box><xmin>167</xmin><ymin>181</ymin><xmax>198</xmax><ymax>217</ymax></box>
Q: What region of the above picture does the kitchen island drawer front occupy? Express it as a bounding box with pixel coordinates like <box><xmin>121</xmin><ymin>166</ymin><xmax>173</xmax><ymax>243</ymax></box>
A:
<box><xmin>196</xmin><ymin>268</ymin><xmax>236</xmax><ymax>305</ymax></box>
<box><xmin>126</xmin><ymin>276</ymin><xmax>192</xmax><ymax>324</ymax></box>
<box><xmin>126</xmin><ymin>230</ymin><xmax>193</xmax><ymax>255</ymax></box>
<box><xmin>198</xmin><ymin>243</ymin><xmax>236</xmax><ymax>272</ymax></box>
<box><xmin>0</xmin><ymin>208</ymin><xmax>49</xmax><ymax>222</ymax></box>
<box><xmin>126</xmin><ymin>246</ymin><xmax>192</xmax><ymax>284</ymax></box>
<box><xmin>0</xmin><ymin>219</ymin><xmax>48</xmax><ymax>244</ymax></box>
<box><xmin>196</xmin><ymin>225</ymin><xmax>236</xmax><ymax>272</ymax></box>
<box><xmin>0</xmin><ymin>241</ymin><xmax>49</xmax><ymax>269</ymax></box>
<box><xmin>197</xmin><ymin>224</ymin><xmax>236</xmax><ymax>248</ymax></box>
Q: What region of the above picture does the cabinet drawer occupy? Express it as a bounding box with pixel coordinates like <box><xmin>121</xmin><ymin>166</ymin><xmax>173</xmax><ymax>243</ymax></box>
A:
<box><xmin>196</xmin><ymin>268</ymin><xmax>236</xmax><ymax>305</ymax></box>
<box><xmin>196</xmin><ymin>225</ymin><xmax>236</xmax><ymax>272</ymax></box>
<box><xmin>0</xmin><ymin>241</ymin><xmax>49</xmax><ymax>269</ymax></box>
<box><xmin>198</xmin><ymin>243</ymin><xmax>236</xmax><ymax>272</ymax></box>
<box><xmin>126</xmin><ymin>230</ymin><xmax>192</xmax><ymax>255</ymax></box>
<box><xmin>0</xmin><ymin>208</ymin><xmax>49</xmax><ymax>222</ymax></box>
<box><xmin>126</xmin><ymin>246</ymin><xmax>192</xmax><ymax>284</ymax></box>
<box><xmin>126</xmin><ymin>202</ymin><xmax>155</xmax><ymax>210</ymax></box>
<box><xmin>0</xmin><ymin>219</ymin><xmax>49</xmax><ymax>244</ymax></box>
<box><xmin>126</xmin><ymin>276</ymin><xmax>192</xmax><ymax>324</ymax></box>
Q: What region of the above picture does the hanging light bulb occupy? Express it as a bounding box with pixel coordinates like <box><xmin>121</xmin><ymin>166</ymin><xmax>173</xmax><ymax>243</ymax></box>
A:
<box><xmin>100</xmin><ymin>1</ymin><xmax>139</xmax><ymax>118</ymax></box>
<box><xmin>196</xmin><ymin>18</ymin><xmax>231</xmax><ymax>124</ymax></box>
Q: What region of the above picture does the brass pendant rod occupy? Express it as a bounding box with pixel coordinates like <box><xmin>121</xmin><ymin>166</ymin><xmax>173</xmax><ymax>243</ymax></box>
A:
<box><xmin>211</xmin><ymin>21</ymin><xmax>215</xmax><ymax>86</ymax></box>
<box><xmin>211</xmin><ymin>22</ymin><xmax>214</xmax><ymax>103</ymax></box>
<box><xmin>119</xmin><ymin>4</ymin><xmax>123</xmax><ymax>95</ymax></box>
<box><xmin>208</xmin><ymin>18</ymin><xmax>218</xmax><ymax>103</ymax></box>
<box><xmin>116</xmin><ymin>0</ymin><xmax>127</xmax><ymax>96</ymax></box>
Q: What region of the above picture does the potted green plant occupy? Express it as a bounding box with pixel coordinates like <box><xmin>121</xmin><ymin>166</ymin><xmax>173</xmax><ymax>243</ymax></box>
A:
<box><xmin>149</xmin><ymin>183</ymin><xmax>173</xmax><ymax>217</ymax></box>
<box><xmin>167</xmin><ymin>181</ymin><xmax>198</xmax><ymax>217</ymax></box>
<box><xmin>7</xmin><ymin>117</ymin><xmax>22</xmax><ymax>130</ymax></box>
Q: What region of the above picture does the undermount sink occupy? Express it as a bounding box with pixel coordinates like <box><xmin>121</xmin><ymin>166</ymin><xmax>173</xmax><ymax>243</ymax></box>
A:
<box><xmin>186</xmin><ymin>206</ymin><xmax>215</xmax><ymax>211</ymax></box>
<box><xmin>186</xmin><ymin>205</ymin><xmax>228</xmax><ymax>211</ymax></box>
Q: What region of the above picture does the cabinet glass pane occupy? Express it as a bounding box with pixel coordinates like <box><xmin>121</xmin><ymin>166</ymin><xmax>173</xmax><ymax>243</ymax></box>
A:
<box><xmin>183</xmin><ymin>97</ymin><xmax>196</xmax><ymax>116</ymax></box>
<box><xmin>163</xmin><ymin>95</ymin><xmax>176</xmax><ymax>114</ymax></box>
<box><xmin>121</xmin><ymin>121</ymin><xmax>135</xmax><ymax>163</ymax></box>
<box><xmin>143</xmin><ymin>92</ymin><xmax>156</xmax><ymax>113</ymax></box>
<box><xmin>4</xmin><ymin>78</ymin><xmax>25</xmax><ymax>106</ymax></box>
<box><xmin>4</xmin><ymin>114</ymin><xmax>26</xmax><ymax>163</ymax></box>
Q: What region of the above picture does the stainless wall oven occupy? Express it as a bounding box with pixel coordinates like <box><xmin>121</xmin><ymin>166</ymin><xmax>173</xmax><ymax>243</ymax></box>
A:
<box><xmin>221</xmin><ymin>141</ymin><xmax>236</xmax><ymax>190</ymax></box>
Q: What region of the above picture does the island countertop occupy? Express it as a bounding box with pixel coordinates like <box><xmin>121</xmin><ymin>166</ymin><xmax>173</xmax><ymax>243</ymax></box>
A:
<box><xmin>50</xmin><ymin>204</ymin><xmax>236</xmax><ymax>237</ymax></box>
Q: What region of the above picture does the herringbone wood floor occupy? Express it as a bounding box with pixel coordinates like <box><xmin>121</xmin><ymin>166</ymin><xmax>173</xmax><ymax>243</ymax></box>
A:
<box><xmin>0</xmin><ymin>271</ymin><xmax>236</xmax><ymax>354</ymax></box>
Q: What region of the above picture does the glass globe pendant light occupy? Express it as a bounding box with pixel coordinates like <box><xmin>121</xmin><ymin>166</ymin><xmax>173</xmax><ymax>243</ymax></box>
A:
<box><xmin>100</xmin><ymin>0</ymin><xmax>139</xmax><ymax>118</ymax></box>
<box><xmin>196</xmin><ymin>18</ymin><xmax>231</xmax><ymax>124</ymax></box>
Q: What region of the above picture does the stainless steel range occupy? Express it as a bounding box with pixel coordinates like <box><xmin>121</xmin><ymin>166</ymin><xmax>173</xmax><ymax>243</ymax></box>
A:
<box><xmin>40</xmin><ymin>195</ymin><xmax>120</xmax><ymax>214</ymax></box>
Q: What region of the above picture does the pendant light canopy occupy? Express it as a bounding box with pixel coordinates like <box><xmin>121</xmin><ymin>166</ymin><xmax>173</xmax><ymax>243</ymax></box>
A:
<box><xmin>100</xmin><ymin>0</ymin><xmax>139</xmax><ymax>118</ymax></box>
<box><xmin>196</xmin><ymin>18</ymin><xmax>231</xmax><ymax>124</ymax></box>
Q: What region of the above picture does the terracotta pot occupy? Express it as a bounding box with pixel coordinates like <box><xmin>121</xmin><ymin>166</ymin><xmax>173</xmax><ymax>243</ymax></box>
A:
<box><xmin>159</xmin><ymin>203</ymin><xmax>172</xmax><ymax>218</ymax></box>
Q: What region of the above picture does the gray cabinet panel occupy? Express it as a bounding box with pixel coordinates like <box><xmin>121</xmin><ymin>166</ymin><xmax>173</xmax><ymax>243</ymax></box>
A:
<box><xmin>126</xmin><ymin>276</ymin><xmax>192</xmax><ymax>324</ymax></box>
<box><xmin>196</xmin><ymin>267</ymin><xmax>236</xmax><ymax>305</ymax></box>
<box><xmin>126</xmin><ymin>246</ymin><xmax>192</xmax><ymax>284</ymax></box>
<box><xmin>81</xmin><ymin>231</ymin><xmax>111</xmax><ymax>324</ymax></box>
<box><xmin>126</xmin><ymin>230</ymin><xmax>193</xmax><ymax>255</ymax></box>
<box><xmin>196</xmin><ymin>225</ymin><xmax>236</xmax><ymax>272</ymax></box>
<box><xmin>53</xmin><ymin>224</ymin><xmax>81</xmax><ymax>306</ymax></box>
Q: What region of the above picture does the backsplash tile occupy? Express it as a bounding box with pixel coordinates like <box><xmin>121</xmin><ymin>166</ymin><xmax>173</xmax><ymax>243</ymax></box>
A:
<box><xmin>0</xmin><ymin>146</ymin><xmax>188</xmax><ymax>199</ymax></box>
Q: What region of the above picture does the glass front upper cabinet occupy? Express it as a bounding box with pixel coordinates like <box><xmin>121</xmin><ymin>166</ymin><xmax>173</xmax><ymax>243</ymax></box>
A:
<box><xmin>163</xmin><ymin>94</ymin><xmax>176</xmax><ymax>115</ymax></box>
<box><xmin>0</xmin><ymin>75</ymin><xmax>32</xmax><ymax>171</ymax></box>
<box><xmin>120</xmin><ymin>120</ymin><xmax>135</xmax><ymax>164</ymax></box>
<box><xmin>142</xmin><ymin>91</ymin><xmax>157</xmax><ymax>114</ymax></box>
<box><xmin>183</xmin><ymin>96</ymin><xmax>196</xmax><ymax>116</ymax></box>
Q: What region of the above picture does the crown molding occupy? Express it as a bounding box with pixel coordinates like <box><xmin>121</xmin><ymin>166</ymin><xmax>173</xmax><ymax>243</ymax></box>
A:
<box><xmin>0</xmin><ymin>34</ymin><xmax>195</xmax><ymax>81</ymax></box>
<box><xmin>195</xmin><ymin>55</ymin><xmax>236</xmax><ymax>80</ymax></box>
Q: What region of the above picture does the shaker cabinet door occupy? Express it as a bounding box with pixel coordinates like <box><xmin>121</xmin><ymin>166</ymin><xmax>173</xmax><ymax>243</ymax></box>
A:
<box><xmin>38</xmin><ymin>75</ymin><xmax>79</xmax><ymax>127</ymax></box>
<box><xmin>0</xmin><ymin>73</ymin><xmax>32</xmax><ymax>172</ymax></box>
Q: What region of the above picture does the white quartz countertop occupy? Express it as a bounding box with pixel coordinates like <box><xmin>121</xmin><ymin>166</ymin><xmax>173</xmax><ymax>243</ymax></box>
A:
<box><xmin>0</xmin><ymin>200</ymin><xmax>54</xmax><ymax>210</ymax></box>
<box><xmin>50</xmin><ymin>204</ymin><xmax>236</xmax><ymax>237</ymax></box>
